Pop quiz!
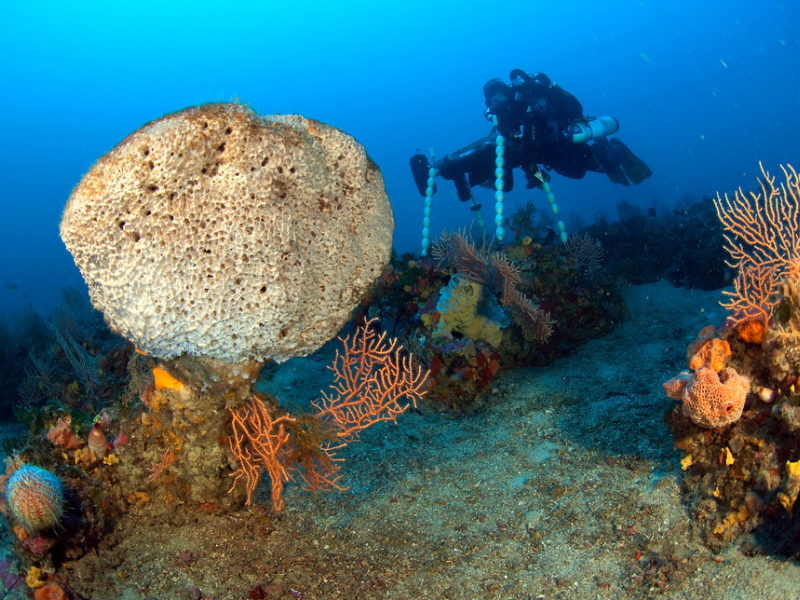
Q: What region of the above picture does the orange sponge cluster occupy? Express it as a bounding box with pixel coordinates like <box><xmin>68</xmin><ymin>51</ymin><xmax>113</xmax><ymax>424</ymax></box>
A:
<box><xmin>688</xmin><ymin>338</ymin><xmax>731</xmax><ymax>371</ymax></box>
<box><xmin>664</xmin><ymin>324</ymin><xmax>748</xmax><ymax>429</ymax></box>
<box><xmin>678</xmin><ymin>367</ymin><xmax>750</xmax><ymax>429</ymax></box>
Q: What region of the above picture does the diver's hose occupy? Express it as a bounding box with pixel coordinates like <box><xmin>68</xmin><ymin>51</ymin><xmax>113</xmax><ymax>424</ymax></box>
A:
<box><xmin>421</xmin><ymin>148</ymin><xmax>436</xmax><ymax>257</ymax></box>
<box><xmin>492</xmin><ymin>118</ymin><xmax>506</xmax><ymax>242</ymax></box>
<box><xmin>471</xmin><ymin>196</ymin><xmax>486</xmax><ymax>232</ymax></box>
<box><xmin>542</xmin><ymin>178</ymin><xmax>568</xmax><ymax>244</ymax></box>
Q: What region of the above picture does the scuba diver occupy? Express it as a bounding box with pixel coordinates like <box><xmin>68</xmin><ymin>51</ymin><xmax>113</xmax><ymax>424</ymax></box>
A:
<box><xmin>410</xmin><ymin>69</ymin><xmax>652</xmax><ymax>203</ymax></box>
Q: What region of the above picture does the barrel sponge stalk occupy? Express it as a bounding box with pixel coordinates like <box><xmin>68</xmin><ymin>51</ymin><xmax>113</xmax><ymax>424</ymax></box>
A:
<box><xmin>5</xmin><ymin>465</ymin><xmax>65</xmax><ymax>532</ymax></box>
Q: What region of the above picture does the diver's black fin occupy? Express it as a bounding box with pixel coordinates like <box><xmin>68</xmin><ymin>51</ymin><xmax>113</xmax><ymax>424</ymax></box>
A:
<box><xmin>621</xmin><ymin>151</ymin><xmax>653</xmax><ymax>184</ymax></box>
<box><xmin>606</xmin><ymin>164</ymin><xmax>631</xmax><ymax>186</ymax></box>
<box><xmin>611</xmin><ymin>140</ymin><xmax>653</xmax><ymax>185</ymax></box>
<box><xmin>410</xmin><ymin>153</ymin><xmax>435</xmax><ymax>197</ymax></box>
<box><xmin>593</xmin><ymin>138</ymin><xmax>629</xmax><ymax>186</ymax></box>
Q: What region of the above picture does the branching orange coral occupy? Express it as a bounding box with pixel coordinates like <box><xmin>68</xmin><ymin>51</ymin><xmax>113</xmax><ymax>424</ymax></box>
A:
<box><xmin>713</xmin><ymin>163</ymin><xmax>800</xmax><ymax>274</ymax></box>
<box><xmin>282</xmin><ymin>426</ymin><xmax>347</xmax><ymax>498</ymax></box>
<box><xmin>228</xmin><ymin>397</ymin><xmax>295</xmax><ymax>510</ymax></box>
<box><xmin>312</xmin><ymin>320</ymin><xmax>429</xmax><ymax>440</ymax></box>
<box><xmin>228</xmin><ymin>319</ymin><xmax>429</xmax><ymax>510</ymax></box>
<box><xmin>721</xmin><ymin>262</ymin><xmax>781</xmax><ymax>328</ymax></box>
<box><xmin>714</xmin><ymin>163</ymin><xmax>800</xmax><ymax>326</ymax></box>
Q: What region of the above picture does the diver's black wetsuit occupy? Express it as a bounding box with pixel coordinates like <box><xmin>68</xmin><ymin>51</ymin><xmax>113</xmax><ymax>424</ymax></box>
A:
<box><xmin>416</xmin><ymin>69</ymin><xmax>652</xmax><ymax>201</ymax></box>
<box><xmin>485</xmin><ymin>69</ymin><xmax>651</xmax><ymax>189</ymax></box>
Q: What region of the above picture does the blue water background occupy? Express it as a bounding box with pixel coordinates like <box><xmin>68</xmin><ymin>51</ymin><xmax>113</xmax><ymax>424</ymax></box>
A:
<box><xmin>1</xmin><ymin>0</ymin><xmax>797</xmax><ymax>319</ymax></box>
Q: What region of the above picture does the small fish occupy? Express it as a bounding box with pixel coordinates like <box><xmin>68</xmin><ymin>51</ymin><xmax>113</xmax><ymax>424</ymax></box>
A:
<box><xmin>720</xmin><ymin>59</ymin><xmax>728</xmax><ymax>68</ymax></box>
<box><xmin>4</xmin><ymin>280</ymin><xmax>19</xmax><ymax>291</ymax></box>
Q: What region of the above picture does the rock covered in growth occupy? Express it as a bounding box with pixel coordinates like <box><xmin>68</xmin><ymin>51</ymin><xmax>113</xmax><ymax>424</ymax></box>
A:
<box><xmin>61</xmin><ymin>104</ymin><xmax>393</xmax><ymax>363</ymax></box>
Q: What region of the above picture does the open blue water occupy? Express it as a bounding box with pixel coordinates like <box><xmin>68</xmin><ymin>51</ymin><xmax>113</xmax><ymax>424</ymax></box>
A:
<box><xmin>1</xmin><ymin>0</ymin><xmax>797</xmax><ymax>317</ymax></box>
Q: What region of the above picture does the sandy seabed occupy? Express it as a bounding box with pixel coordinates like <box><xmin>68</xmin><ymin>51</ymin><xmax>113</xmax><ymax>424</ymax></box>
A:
<box><xmin>2</xmin><ymin>281</ymin><xmax>800</xmax><ymax>600</ymax></box>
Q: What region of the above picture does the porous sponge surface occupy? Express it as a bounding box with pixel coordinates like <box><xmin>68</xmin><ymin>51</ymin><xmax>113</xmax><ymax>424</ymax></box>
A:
<box><xmin>61</xmin><ymin>104</ymin><xmax>393</xmax><ymax>363</ymax></box>
<box><xmin>6</xmin><ymin>465</ymin><xmax>65</xmax><ymax>532</ymax></box>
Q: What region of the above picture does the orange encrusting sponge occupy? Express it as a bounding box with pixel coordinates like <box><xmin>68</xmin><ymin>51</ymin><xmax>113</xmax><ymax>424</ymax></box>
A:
<box><xmin>153</xmin><ymin>367</ymin><xmax>184</xmax><ymax>392</ymax></box>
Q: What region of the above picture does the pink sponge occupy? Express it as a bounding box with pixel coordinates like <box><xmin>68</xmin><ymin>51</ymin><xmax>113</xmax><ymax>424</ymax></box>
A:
<box><xmin>5</xmin><ymin>465</ymin><xmax>64</xmax><ymax>532</ymax></box>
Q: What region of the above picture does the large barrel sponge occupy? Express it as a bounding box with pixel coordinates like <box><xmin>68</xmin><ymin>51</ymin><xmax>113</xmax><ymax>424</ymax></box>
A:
<box><xmin>61</xmin><ymin>103</ymin><xmax>393</xmax><ymax>363</ymax></box>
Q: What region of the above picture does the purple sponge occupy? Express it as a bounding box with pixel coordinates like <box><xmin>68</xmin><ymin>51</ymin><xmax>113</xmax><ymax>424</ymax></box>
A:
<box><xmin>5</xmin><ymin>465</ymin><xmax>64</xmax><ymax>532</ymax></box>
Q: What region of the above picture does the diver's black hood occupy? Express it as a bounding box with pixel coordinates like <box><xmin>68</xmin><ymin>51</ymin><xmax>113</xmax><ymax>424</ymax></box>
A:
<box><xmin>482</xmin><ymin>78</ymin><xmax>509</xmax><ymax>103</ymax></box>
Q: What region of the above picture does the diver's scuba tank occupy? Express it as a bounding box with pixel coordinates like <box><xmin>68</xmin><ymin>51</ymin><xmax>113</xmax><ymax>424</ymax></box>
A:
<box><xmin>566</xmin><ymin>116</ymin><xmax>619</xmax><ymax>144</ymax></box>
